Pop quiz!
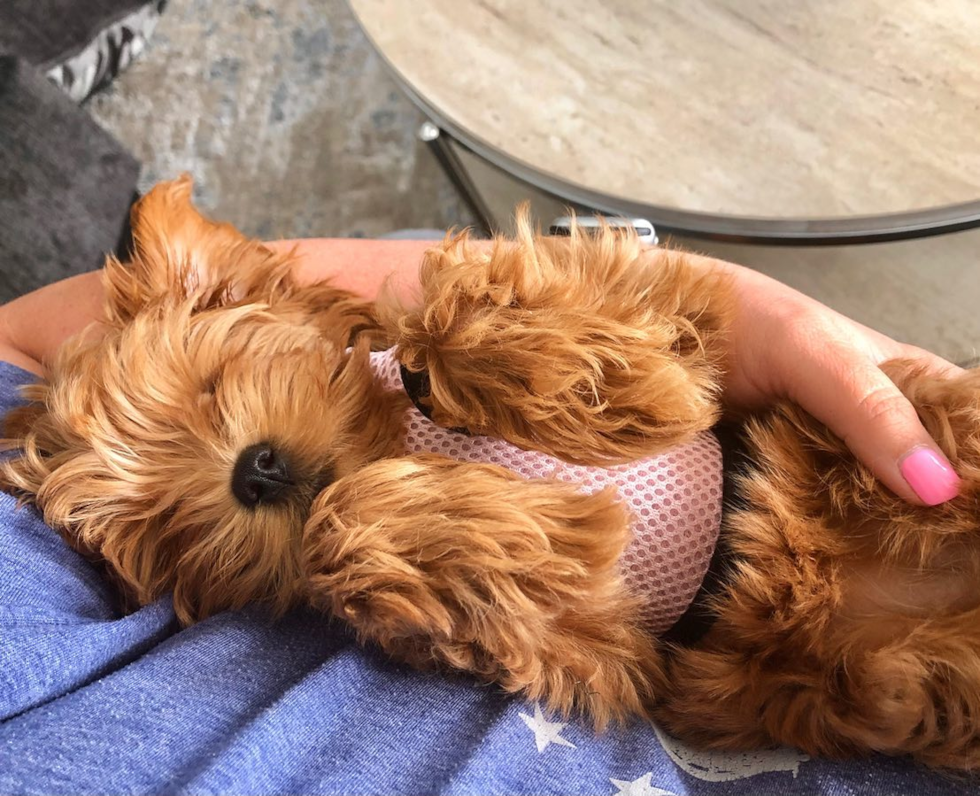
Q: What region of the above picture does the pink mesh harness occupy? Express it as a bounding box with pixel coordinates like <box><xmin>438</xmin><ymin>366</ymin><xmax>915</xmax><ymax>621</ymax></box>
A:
<box><xmin>370</xmin><ymin>348</ymin><xmax>724</xmax><ymax>635</ymax></box>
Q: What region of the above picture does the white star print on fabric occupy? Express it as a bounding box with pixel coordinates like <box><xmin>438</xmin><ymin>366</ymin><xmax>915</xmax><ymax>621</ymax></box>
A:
<box><xmin>609</xmin><ymin>773</ymin><xmax>676</xmax><ymax>796</ymax></box>
<box><xmin>518</xmin><ymin>703</ymin><xmax>577</xmax><ymax>753</ymax></box>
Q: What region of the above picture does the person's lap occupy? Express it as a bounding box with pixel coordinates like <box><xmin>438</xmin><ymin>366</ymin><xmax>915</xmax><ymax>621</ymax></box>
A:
<box><xmin>0</xmin><ymin>360</ymin><xmax>974</xmax><ymax>795</ymax></box>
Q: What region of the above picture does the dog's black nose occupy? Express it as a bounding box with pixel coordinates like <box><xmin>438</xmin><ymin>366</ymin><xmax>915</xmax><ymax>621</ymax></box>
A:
<box><xmin>232</xmin><ymin>442</ymin><xmax>293</xmax><ymax>508</ymax></box>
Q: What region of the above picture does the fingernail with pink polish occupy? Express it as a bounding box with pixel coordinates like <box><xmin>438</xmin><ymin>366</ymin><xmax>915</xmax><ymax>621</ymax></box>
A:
<box><xmin>899</xmin><ymin>447</ymin><xmax>961</xmax><ymax>505</ymax></box>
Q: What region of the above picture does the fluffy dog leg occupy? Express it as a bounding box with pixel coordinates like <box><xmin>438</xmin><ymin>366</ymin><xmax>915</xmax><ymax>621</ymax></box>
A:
<box><xmin>660</xmin><ymin>608</ymin><xmax>980</xmax><ymax>768</ymax></box>
<box><xmin>657</xmin><ymin>361</ymin><xmax>980</xmax><ymax>768</ymax></box>
<box><xmin>389</xmin><ymin>213</ymin><xmax>733</xmax><ymax>465</ymax></box>
<box><xmin>302</xmin><ymin>455</ymin><xmax>666</xmax><ymax>728</ymax></box>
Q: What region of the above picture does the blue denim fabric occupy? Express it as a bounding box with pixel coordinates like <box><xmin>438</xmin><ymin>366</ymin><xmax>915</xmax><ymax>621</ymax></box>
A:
<box><xmin>0</xmin><ymin>360</ymin><xmax>975</xmax><ymax>795</ymax></box>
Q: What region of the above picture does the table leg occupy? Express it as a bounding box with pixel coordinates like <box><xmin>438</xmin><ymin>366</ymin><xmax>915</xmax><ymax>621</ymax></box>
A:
<box><xmin>418</xmin><ymin>121</ymin><xmax>498</xmax><ymax>237</ymax></box>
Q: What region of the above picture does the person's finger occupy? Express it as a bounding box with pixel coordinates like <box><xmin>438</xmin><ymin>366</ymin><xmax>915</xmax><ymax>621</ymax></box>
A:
<box><xmin>882</xmin><ymin>341</ymin><xmax>967</xmax><ymax>379</ymax></box>
<box><xmin>853</xmin><ymin>323</ymin><xmax>968</xmax><ymax>378</ymax></box>
<box><xmin>788</xmin><ymin>352</ymin><xmax>960</xmax><ymax>506</ymax></box>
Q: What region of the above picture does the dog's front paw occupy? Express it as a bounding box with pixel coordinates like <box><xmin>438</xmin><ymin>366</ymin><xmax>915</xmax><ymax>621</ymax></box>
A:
<box><xmin>391</xmin><ymin>214</ymin><xmax>732</xmax><ymax>465</ymax></box>
<box><xmin>301</xmin><ymin>454</ymin><xmax>666</xmax><ymax>727</ymax></box>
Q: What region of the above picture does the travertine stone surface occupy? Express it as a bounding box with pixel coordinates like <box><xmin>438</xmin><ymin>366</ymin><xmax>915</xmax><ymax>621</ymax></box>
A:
<box><xmin>351</xmin><ymin>0</ymin><xmax>980</xmax><ymax>219</ymax></box>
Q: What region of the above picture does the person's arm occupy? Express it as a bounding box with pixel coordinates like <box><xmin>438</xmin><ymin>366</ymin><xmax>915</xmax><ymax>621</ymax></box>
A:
<box><xmin>272</xmin><ymin>238</ymin><xmax>436</xmax><ymax>304</ymax></box>
<box><xmin>0</xmin><ymin>238</ymin><xmax>962</xmax><ymax>506</ymax></box>
<box><xmin>0</xmin><ymin>238</ymin><xmax>441</xmax><ymax>377</ymax></box>
<box><xmin>0</xmin><ymin>271</ymin><xmax>106</xmax><ymax>377</ymax></box>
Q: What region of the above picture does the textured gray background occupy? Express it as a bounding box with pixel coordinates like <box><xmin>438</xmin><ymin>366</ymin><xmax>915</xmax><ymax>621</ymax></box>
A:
<box><xmin>88</xmin><ymin>0</ymin><xmax>980</xmax><ymax>363</ymax></box>
<box><xmin>88</xmin><ymin>0</ymin><xmax>473</xmax><ymax>239</ymax></box>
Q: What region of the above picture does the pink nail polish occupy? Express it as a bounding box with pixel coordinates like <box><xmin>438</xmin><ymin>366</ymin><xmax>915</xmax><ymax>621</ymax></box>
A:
<box><xmin>899</xmin><ymin>447</ymin><xmax>961</xmax><ymax>506</ymax></box>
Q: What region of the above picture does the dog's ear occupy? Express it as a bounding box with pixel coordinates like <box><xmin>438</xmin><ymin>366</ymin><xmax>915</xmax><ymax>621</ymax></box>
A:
<box><xmin>104</xmin><ymin>175</ymin><xmax>296</xmax><ymax>324</ymax></box>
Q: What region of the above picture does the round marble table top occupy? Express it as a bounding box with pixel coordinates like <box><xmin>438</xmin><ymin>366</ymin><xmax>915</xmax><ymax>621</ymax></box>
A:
<box><xmin>349</xmin><ymin>0</ymin><xmax>980</xmax><ymax>241</ymax></box>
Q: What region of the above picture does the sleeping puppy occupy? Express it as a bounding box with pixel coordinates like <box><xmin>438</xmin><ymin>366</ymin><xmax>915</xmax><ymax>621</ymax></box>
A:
<box><xmin>4</xmin><ymin>177</ymin><xmax>980</xmax><ymax>769</ymax></box>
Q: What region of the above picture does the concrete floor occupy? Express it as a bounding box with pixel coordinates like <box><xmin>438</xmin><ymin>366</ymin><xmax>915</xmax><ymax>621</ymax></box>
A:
<box><xmin>89</xmin><ymin>0</ymin><xmax>980</xmax><ymax>363</ymax></box>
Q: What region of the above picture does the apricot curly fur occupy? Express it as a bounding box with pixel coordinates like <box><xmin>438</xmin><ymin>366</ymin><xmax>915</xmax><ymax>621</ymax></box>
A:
<box><xmin>5</xmin><ymin>177</ymin><xmax>980</xmax><ymax>768</ymax></box>
<box><xmin>303</xmin><ymin>454</ymin><xmax>665</xmax><ymax>730</ymax></box>
<box><xmin>387</xmin><ymin>208</ymin><xmax>733</xmax><ymax>465</ymax></box>
<box><xmin>658</xmin><ymin>363</ymin><xmax>980</xmax><ymax>768</ymax></box>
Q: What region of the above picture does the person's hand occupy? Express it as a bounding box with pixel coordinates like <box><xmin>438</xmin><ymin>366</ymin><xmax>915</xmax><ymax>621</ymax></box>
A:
<box><xmin>708</xmin><ymin>258</ymin><xmax>962</xmax><ymax>506</ymax></box>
